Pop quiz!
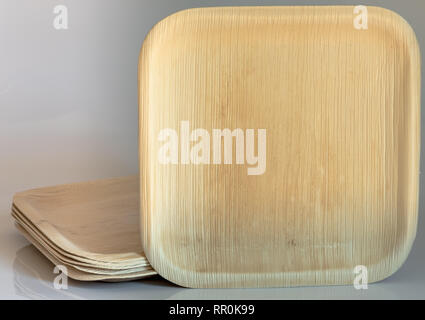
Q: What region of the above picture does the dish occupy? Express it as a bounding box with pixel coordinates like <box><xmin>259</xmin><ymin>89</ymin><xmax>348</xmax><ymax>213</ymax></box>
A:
<box><xmin>139</xmin><ymin>6</ymin><xmax>421</xmax><ymax>288</ymax></box>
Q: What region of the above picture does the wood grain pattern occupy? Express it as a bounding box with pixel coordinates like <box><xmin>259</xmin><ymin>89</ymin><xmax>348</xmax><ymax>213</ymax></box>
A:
<box><xmin>139</xmin><ymin>6</ymin><xmax>421</xmax><ymax>288</ymax></box>
<box><xmin>12</xmin><ymin>176</ymin><xmax>157</xmax><ymax>281</ymax></box>
<box><xmin>12</xmin><ymin>208</ymin><xmax>150</xmax><ymax>273</ymax></box>
<box><xmin>14</xmin><ymin>223</ymin><xmax>156</xmax><ymax>282</ymax></box>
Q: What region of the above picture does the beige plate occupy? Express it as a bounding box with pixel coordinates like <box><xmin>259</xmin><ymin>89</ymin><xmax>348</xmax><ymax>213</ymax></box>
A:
<box><xmin>12</xmin><ymin>210</ymin><xmax>154</xmax><ymax>275</ymax></box>
<box><xmin>15</xmin><ymin>223</ymin><xmax>157</xmax><ymax>282</ymax></box>
<box><xmin>139</xmin><ymin>6</ymin><xmax>421</xmax><ymax>288</ymax></box>
<box><xmin>13</xmin><ymin>176</ymin><xmax>148</xmax><ymax>267</ymax></box>
<box><xmin>12</xmin><ymin>206</ymin><xmax>150</xmax><ymax>270</ymax></box>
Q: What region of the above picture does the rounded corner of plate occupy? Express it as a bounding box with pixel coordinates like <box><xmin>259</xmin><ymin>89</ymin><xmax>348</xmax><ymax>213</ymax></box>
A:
<box><xmin>368</xmin><ymin>235</ymin><xmax>417</xmax><ymax>285</ymax></box>
<box><xmin>144</xmin><ymin>251</ymin><xmax>200</xmax><ymax>289</ymax></box>
<box><xmin>12</xmin><ymin>192</ymin><xmax>27</xmax><ymax>210</ymax></box>
<box><xmin>371</xmin><ymin>6</ymin><xmax>420</xmax><ymax>51</ymax></box>
<box><xmin>12</xmin><ymin>193</ymin><xmax>21</xmax><ymax>205</ymax></box>
<box><xmin>138</xmin><ymin>7</ymin><xmax>202</xmax><ymax>54</ymax></box>
<box><xmin>368</xmin><ymin>5</ymin><xmax>406</xmax><ymax>21</ymax></box>
<box><xmin>368</xmin><ymin>261</ymin><xmax>405</xmax><ymax>286</ymax></box>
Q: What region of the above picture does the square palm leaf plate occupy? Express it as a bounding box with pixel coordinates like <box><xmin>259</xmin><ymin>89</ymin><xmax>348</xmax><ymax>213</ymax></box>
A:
<box><xmin>139</xmin><ymin>6</ymin><xmax>421</xmax><ymax>288</ymax></box>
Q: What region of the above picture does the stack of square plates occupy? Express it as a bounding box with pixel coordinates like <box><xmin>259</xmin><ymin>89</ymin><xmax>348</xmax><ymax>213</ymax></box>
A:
<box><xmin>11</xmin><ymin>176</ymin><xmax>156</xmax><ymax>281</ymax></box>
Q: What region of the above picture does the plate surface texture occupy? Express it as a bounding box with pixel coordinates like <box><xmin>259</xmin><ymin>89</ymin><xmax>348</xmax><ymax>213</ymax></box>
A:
<box><xmin>12</xmin><ymin>176</ymin><xmax>156</xmax><ymax>280</ymax></box>
<box><xmin>139</xmin><ymin>6</ymin><xmax>421</xmax><ymax>288</ymax></box>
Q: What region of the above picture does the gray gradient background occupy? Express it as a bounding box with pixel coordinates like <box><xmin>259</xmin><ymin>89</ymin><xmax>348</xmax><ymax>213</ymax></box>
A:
<box><xmin>0</xmin><ymin>0</ymin><xmax>424</xmax><ymax>299</ymax></box>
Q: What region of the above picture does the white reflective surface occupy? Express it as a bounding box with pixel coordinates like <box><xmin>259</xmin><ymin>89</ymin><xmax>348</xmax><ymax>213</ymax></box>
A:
<box><xmin>1</xmin><ymin>0</ymin><xmax>425</xmax><ymax>300</ymax></box>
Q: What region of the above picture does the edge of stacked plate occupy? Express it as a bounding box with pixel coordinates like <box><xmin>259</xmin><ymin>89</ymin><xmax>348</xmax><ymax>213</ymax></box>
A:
<box><xmin>11</xmin><ymin>176</ymin><xmax>157</xmax><ymax>282</ymax></box>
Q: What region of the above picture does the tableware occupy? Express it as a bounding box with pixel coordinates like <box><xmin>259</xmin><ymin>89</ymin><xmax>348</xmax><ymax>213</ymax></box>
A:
<box><xmin>139</xmin><ymin>6</ymin><xmax>421</xmax><ymax>288</ymax></box>
<box><xmin>12</xmin><ymin>176</ymin><xmax>156</xmax><ymax>281</ymax></box>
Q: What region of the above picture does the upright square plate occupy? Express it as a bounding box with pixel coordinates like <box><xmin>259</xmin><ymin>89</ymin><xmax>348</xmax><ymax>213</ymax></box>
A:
<box><xmin>139</xmin><ymin>6</ymin><xmax>420</xmax><ymax>288</ymax></box>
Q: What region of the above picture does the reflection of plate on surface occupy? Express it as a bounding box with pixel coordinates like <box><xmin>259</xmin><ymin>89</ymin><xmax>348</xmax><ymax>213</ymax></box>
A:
<box><xmin>13</xmin><ymin>245</ymin><xmax>177</xmax><ymax>300</ymax></box>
